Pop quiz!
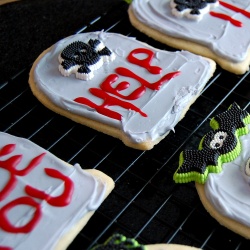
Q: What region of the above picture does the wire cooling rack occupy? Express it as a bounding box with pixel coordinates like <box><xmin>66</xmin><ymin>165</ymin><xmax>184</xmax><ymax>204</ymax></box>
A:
<box><xmin>1</xmin><ymin>1</ymin><xmax>250</xmax><ymax>250</ymax></box>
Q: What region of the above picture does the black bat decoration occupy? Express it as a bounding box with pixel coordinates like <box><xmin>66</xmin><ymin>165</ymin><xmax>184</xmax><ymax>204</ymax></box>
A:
<box><xmin>173</xmin><ymin>103</ymin><xmax>250</xmax><ymax>184</ymax></box>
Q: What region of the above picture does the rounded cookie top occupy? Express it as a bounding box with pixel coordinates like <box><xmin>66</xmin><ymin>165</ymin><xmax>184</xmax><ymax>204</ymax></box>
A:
<box><xmin>32</xmin><ymin>31</ymin><xmax>214</xmax><ymax>148</ymax></box>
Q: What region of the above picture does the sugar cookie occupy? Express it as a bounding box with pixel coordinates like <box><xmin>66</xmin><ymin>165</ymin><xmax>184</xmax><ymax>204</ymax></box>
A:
<box><xmin>174</xmin><ymin>103</ymin><xmax>250</xmax><ymax>239</ymax></box>
<box><xmin>29</xmin><ymin>31</ymin><xmax>215</xmax><ymax>150</ymax></box>
<box><xmin>128</xmin><ymin>0</ymin><xmax>250</xmax><ymax>74</ymax></box>
<box><xmin>0</xmin><ymin>132</ymin><xmax>114</xmax><ymax>250</ymax></box>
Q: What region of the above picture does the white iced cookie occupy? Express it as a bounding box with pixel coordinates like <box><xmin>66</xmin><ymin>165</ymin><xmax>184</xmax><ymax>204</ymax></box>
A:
<box><xmin>128</xmin><ymin>0</ymin><xmax>250</xmax><ymax>74</ymax></box>
<box><xmin>174</xmin><ymin>103</ymin><xmax>250</xmax><ymax>239</ymax></box>
<box><xmin>29</xmin><ymin>31</ymin><xmax>215</xmax><ymax>150</ymax></box>
<box><xmin>0</xmin><ymin>132</ymin><xmax>114</xmax><ymax>250</ymax></box>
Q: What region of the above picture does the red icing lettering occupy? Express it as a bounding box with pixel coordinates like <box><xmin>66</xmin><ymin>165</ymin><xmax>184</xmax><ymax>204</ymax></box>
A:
<box><xmin>116</xmin><ymin>67</ymin><xmax>180</xmax><ymax>90</ymax></box>
<box><xmin>74</xmin><ymin>88</ymin><xmax>147</xmax><ymax>120</ymax></box>
<box><xmin>0</xmin><ymin>246</ymin><xmax>12</xmax><ymax>250</ymax></box>
<box><xmin>127</xmin><ymin>48</ymin><xmax>162</xmax><ymax>74</ymax></box>
<box><xmin>25</xmin><ymin>168</ymin><xmax>74</xmax><ymax>207</ymax></box>
<box><xmin>219</xmin><ymin>1</ymin><xmax>250</xmax><ymax>18</ymax></box>
<box><xmin>210</xmin><ymin>11</ymin><xmax>242</xmax><ymax>27</ymax></box>
<box><xmin>0</xmin><ymin>196</ymin><xmax>42</xmax><ymax>233</ymax></box>
<box><xmin>0</xmin><ymin>141</ymin><xmax>75</xmax><ymax>248</ymax></box>
<box><xmin>0</xmin><ymin>144</ymin><xmax>15</xmax><ymax>157</ymax></box>
<box><xmin>0</xmin><ymin>152</ymin><xmax>46</xmax><ymax>201</ymax></box>
<box><xmin>100</xmin><ymin>74</ymin><xmax>146</xmax><ymax>100</ymax></box>
<box><xmin>0</xmin><ymin>163</ymin><xmax>16</xmax><ymax>202</ymax></box>
<box><xmin>16</xmin><ymin>153</ymin><xmax>46</xmax><ymax>176</ymax></box>
<box><xmin>210</xmin><ymin>1</ymin><xmax>250</xmax><ymax>27</ymax></box>
<box><xmin>74</xmin><ymin>46</ymin><xmax>180</xmax><ymax>120</ymax></box>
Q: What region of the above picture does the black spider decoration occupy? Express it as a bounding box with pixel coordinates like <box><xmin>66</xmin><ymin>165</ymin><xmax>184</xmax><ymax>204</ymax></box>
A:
<box><xmin>58</xmin><ymin>39</ymin><xmax>114</xmax><ymax>80</ymax></box>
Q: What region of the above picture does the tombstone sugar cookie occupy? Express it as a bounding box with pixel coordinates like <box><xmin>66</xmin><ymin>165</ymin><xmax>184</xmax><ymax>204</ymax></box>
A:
<box><xmin>29</xmin><ymin>31</ymin><xmax>215</xmax><ymax>150</ymax></box>
<box><xmin>174</xmin><ymin>103</ymin><xmax>250</xmax><ymax>239</ymax></box>
<box><xmin>0</xmin><ymin>132</ymin><xmax>114</xmax><ymax>250</ymax></box>
<box><xmin>128</xmin><ymin>0</ymin><xmax>250</xmax><ymax>74</ymax></box>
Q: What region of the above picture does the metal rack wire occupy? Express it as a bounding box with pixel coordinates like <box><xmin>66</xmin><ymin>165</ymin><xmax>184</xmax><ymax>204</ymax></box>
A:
<box><xmin>0</xmin><ymin>1</ymin><xmax>250</xmax><ymax>250</ymax></box>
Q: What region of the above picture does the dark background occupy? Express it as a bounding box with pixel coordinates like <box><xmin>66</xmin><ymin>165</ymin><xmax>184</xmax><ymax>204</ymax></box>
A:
<box><xmin>1</xmin><ymin>1</ymin><xmax>250</xmax><ymax>250</ymax></box>
<box><xmin>0</xmin><ymin>0</ymin><xmax>122</xmax><ymax>83</ymax></box>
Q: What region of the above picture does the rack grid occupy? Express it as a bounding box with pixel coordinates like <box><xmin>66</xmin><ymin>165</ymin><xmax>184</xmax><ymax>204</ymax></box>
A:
<box><xmin>1</xmin><ymin>1</ymin><xmax>250</xmax><ymax>250</ymax></box>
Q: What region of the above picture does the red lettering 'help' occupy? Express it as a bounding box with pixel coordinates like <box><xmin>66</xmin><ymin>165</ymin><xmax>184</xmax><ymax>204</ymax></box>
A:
<box><xmin>74</xmin><ymin>47</ymin><xmax>180</xmax><ymax>120</ymax></box>
<box><xmin>75</xmin><ymin>88</ymin><xmax>147</xmax><ymax>120</ymax></box>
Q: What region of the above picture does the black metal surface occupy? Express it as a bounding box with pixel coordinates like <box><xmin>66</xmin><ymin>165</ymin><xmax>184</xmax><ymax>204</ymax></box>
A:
<box><xmin>1</xmin><ymin>1</ymin><xmax>250</xmax><ymax>250</ymax></box>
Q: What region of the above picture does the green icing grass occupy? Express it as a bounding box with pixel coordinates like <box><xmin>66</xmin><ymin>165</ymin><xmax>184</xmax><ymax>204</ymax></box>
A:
<box><xmin>91</xmin><ymin>234</ymin><xmax>145</xmax><ymax>250</ymax></box>
<box><xmin>210</xmin><ymin>117</ymin><xmax>220</xmax><ymax>130</ymax></box>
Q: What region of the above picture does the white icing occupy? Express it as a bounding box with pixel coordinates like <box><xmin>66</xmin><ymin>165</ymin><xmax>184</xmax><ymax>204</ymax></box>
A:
<box><xmin>0</xmin><ymin>132</ymin><xmax>107</xmax><ymax>250</ymax></box>
<box><xmin>209</xmin><ymin>131</ymin><xmax>228</xmax><ymax>149</ymax></box>
<box><xmin>33</xmin><ymin>31</ymin><xmax>214</xmax><ymax>144</ymax></box>
<box><xmin>204</xmin><ymin>124</ymin><xmax>250</xmax><ymax>227</ymax></box>
<box><xmin>131</xmin><ymin>0</ymin><xmax>250</xmax><ymax>62</ymax></box>
<box><xmin>244</xmin><ymin>158</ymin><xmax>250</xmax><ymax>178</ymax></box>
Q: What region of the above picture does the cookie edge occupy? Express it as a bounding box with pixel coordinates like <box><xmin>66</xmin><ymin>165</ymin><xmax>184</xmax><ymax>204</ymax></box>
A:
<box><xmin>54</xmin><ymin>168</ymin><xmax>115</xmax><ymax>250</ymax></box>
<box><xmin>128</xmin><ymin>4</ymin><xmax>250</xmax><ymax>75</ymax></box>
<box><xmin>28</xmin><ymin>36</ymin><xmax>216</xmax><ymax>150</ymax></box>
<box><xmin>195</xmin><ymin>182</ymin><xmax>250</xmax><ymax>239</ymax></box>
